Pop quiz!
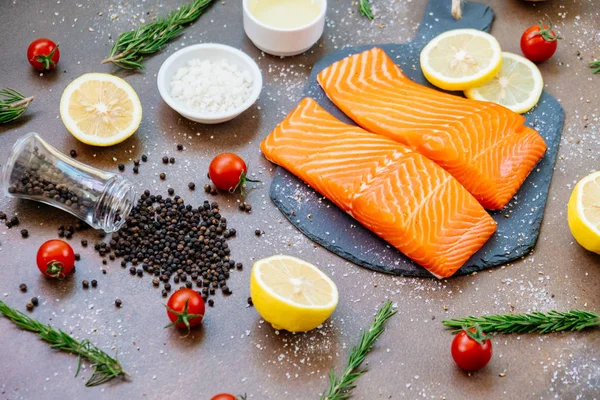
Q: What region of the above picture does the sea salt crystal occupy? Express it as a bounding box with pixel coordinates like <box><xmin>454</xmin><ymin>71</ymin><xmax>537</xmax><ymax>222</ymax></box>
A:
<box><xmin>170</xmin><ymin>58</ymin><xmax>254</xmax><ymax>114</ymax></box>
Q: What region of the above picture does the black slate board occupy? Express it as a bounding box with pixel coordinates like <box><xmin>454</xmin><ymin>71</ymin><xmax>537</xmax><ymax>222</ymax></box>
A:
<box><xmin>270</xmin><ymin>0</ymin><xmax>565</xmax><ymax>278</ymax></box>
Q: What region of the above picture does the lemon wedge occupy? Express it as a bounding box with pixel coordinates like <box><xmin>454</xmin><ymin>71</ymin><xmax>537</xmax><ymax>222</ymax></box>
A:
<box><xmin>420</xmin><ymin>29</ymin><xmax>502</xmax><ymax>91</ymax></box>
<box><xmin>568</xmin><ymin>171</ymin><xmax>600</xmax><ymax>254</ymax></box>
<box><xmin>465</xmin><ymin>52</ymin><xmax>543</xmax><ymax>114</ymax></box>
<box><xmin>60</xmin><ymin>73</ymin><xmax>142</xmax><ymax>147</ymax></box>
<box><xmin>250</xmin><ymin>255</ymin><xmax>338</xmax><ymax>332</ymax></box>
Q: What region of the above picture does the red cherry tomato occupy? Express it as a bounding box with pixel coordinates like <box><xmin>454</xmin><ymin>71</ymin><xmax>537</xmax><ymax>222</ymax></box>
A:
<box><xmin>36</xmin><ymin>240</ymin><xmax>75</xmax><ymax>279</ymax></box>
<box><xmin>27</xmin><ymin>38</ymin><xmax>60</xmax><ymax>71</ymax></box>
<box><xmin>166</xmin><ymin>289</ymin><xmax>205</xmax><ymax>335</ymax></box>
<box><xmin>451</xmin><ymin>327</ymin><xmax>493</xmax><ymax>371</ymax></box>
<box><xmin>209</xmin><ymin>153</ymin><xmax>254</xmax><ymax>193</ymax></box>
<box><xmin>520</xmin><ymin>20</ymin><xmax>561</xmax><ymax>63</ymax></box>
<box><xmin>210</xmin><ymin>395</ymin><xmax>237</xmax><ymax>400</ymax></box>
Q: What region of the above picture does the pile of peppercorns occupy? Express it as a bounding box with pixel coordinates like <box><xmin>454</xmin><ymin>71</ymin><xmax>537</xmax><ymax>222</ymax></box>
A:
<box><xmin>91</xmin><ymin>190</ymin><xmax>241</xmax><ymax>304</ymax></box>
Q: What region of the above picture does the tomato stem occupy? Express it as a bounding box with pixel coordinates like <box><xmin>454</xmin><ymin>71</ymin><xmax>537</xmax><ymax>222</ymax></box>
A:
<box><xmin>164</xmin><ymin>300</ymin><xmax>203</xmax><ymax>337</ymax></box>
<box><xmin>33</xmin><ymin>44</ymin><xmax>59</xmax><ymax>71</ymax></box>
<box><xmin>232</xmin><ymin>170</ymin><xmax>261</xmax><ymax>197</ymax></box>
<box><xmin>462</xmin><ymin>323</ymin><xmax>490</xmax><ymax>345</ymax></box>
<box><xmin>534</xmin><ymin>18</ymin><xmax>562</xmax><ymax>42</ymax></box>
<box><xmin>45</xmin><ymin>260</ymin><xmax>65</xmax><ymax>279</ymax></box>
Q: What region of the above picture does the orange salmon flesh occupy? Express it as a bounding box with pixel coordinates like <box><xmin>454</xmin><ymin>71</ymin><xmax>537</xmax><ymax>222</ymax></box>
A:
<box><xmin>317</xmin><ymin>47</ymin><xmax>547</xmax><ymax>210</ymax></box>
<box><xmin>261</xmin><ymin>98</ymin><xmax>497</xmax><ymax>278</ymax></box>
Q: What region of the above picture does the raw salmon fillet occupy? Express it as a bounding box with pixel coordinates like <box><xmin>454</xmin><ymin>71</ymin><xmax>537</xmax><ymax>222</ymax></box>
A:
<box><xmin>261</xmin><ymin>98</ymin><xmax>497</xmax><ymax>278</ymax></box>
<box><xmin>317</xmin><ymin>47</ymin><xmax>547</xmax><ymax>210</ymax></box>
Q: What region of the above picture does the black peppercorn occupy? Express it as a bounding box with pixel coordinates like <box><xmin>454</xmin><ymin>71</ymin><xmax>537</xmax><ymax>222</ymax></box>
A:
<box><xmin>177</xmin><ymin>144</ymin><xmax>183</xmax><ymax>151</ymax></box>
<box><xmin>133</xmin><ymin>159</ymin><xmax>140</xmax><ymax>166</ymax></box>
<box><xmin>133</xmin><ymin>166</ymin><xmax>139</xmax><ymax>174</ymax></box>
<box><xmin>168</xmin><ymin>188</ymin><xmax>174</xmax><ymax>196</ymax></box>
<box><xmin>10</xmin><ymin>216</ymin><xmax>19</xmax><ymax>226</ymax></box>
<box><xmin>82</xmin><ymin>280</ymin><xmax>89</xmax><ymax>288</ymax></box>
<box><xmin>162</xmin><ymin>156</ymin><xmax>169</xmax><ymax>164</ymax></box>
<box><xmin>81</xmin><ymin>239</ymin><xmax>88</xmax><ymax>247</ymax></box>
<box><xmin>162</xmin><ymin>290</ymin><xmax>168</xmax><ymax>297</ymax></box>
<box><xmin>204</xmin><ymin>184</ymin><xmax>212</xmax><ymax>193</ymax></box>
<box><xmin>31</xmin><ymin>297</ymin><xmax>39</xmax><ymax>306</ymax></box>
<box><xmin>255</xmin><ymin>229</ymin><xmax>262</xmax><ymax>236</ymax></box>
<box><xmin>129</xmin><ymin>267</ymin><xmax>136</xmax><ymax>275</ymax></box>
<box><xmin>208</xmin><ymin>299</ymin><xmax>214</xmax><ymax>307</ymax></box>
<box><xmin>141</xmin><ymin>154</ymin><xmax>148</xmax><ymax>162</ymax></box>
<box><xmin>115</xmin><ymin>299</ymin><xmax>122</xmax><ymax>307</ymax></box>
<box><xmin>137</xmin><ymin>269</ymin><xmax>143</xmax><ymax>277</ymax></box>
<box><xmin>70</xmin><ymin>149</ymin><xmax>78</xmax><ymax>158</ymax></box>
<box><xmin>74</xmin><ymin>253</ymin><xmax>81</xmax><ymax>261</ymax></box>
<box><xmin>169</xmin><ymin>157</ymin><xmax>175</xmax><ymax>164</ymax></box>
<box><xmin>118</xmin><ymin>164</ymin><xmax>125</xmax><ymax>171</ymax></box>
<box><xmin>20</xmin><ymin>229</ymin><xmax>29</xmax><ymax>238</ymax></box>
<box><xmin>91</xmin><ymin>280</ymin><xmax>98</xmax><ymax>288</ymax></box>
<box><xmin>247</xmin><ymin>297</ymin><xmax>253</xmax><ymax>306</ymax></box>
<box><xmin>160</xmin><ymin>173</ymin><xmax>166</xmax><ymax>180</ymax></box>
<box><xmin>19</xmin><ymin>283</ymin><xmax>27</xmax><ymax>292</ymax></box>
<box><xmin>188</xmin><ymin>182</ymin><xmax>195</xmax><ymax>190</ymax></box>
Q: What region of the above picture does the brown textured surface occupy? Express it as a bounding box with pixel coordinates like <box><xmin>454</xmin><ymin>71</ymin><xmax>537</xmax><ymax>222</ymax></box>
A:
<box><xmin>0</xmin><ymin>1</ymin><xmax>599</xmax><ymax>399</ymax></box>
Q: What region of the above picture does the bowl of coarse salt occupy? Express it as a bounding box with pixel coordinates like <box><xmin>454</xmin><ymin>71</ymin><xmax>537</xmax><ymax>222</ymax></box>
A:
<box><xmin>157</xmin><ymin>43</ymin><xmax>262</xmax><ymax>124</ymax></box>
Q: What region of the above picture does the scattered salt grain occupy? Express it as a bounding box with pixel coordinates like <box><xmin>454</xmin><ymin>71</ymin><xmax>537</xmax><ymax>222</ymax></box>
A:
<box><xmin>170</xmin><ymin>58</ymin><xmax>254</xmax><ymax>114</ymax></box>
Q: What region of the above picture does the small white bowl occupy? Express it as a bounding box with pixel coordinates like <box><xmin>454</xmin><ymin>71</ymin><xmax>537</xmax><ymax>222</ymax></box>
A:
<box><xmin>157</xmin><ymin>43</ymin><xmax>263</xmax><ymax>124</ymax></box>
<box><xmin>243</xmin><ymin>0</ymin><xmax>327</xmax><ymax>57</ymax></box>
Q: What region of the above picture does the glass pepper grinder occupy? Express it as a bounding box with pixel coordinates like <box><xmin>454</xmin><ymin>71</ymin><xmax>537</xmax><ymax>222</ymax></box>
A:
<box><xmin>2</xmin><ymin>132</ymin><xmax>136</xmax><ymax>233</ymax></box>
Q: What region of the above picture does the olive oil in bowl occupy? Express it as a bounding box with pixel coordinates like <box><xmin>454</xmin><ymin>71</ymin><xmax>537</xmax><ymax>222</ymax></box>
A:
<box><xmin>248</xmin><ymin>0</ymin><xmax>323</xmax><ymax>29</ymax></box>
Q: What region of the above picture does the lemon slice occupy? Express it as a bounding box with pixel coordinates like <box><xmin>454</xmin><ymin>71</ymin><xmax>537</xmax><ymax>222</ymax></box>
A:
<box><xmin>568</xmin><ymin>171</ymin><xmax>600</xmax><ymax>254</ymax></box>
<box><xmin>420</xmin><ymin>29</ymin><xmax>502</xmax><ymax>91</ymax></box>
<box><xmin>60</xmin><ymin>73</ymin><xmax>142</xmax><ymax>147</ymax></box>
<box><xmin>250</xmin><ymin>255</ymin><xmax>338</xmax><ymax>332</ymax></box>
<box><xmin>465</xmin><ymin>52</ymin><xmax>543</xmax><ymax>114</ymax></box>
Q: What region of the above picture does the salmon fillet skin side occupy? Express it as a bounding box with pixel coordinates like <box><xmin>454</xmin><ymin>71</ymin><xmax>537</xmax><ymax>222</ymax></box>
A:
<box><xmin>317</xmin><ymin>47</ymin><xmax>548</xmax><ymax>210</ymax></box>
<box><xmin>261</xmin><ymin>98</ymin><xmax>497</xmax><ymax>278</ymax></box>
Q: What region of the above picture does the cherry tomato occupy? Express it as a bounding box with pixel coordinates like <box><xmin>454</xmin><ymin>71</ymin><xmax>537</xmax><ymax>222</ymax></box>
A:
<box><xmin>210</xmin><ymin>395</ymin><xmax>237</xmax><ymax>400</ymax></box>
<box><xmin>520</xmin><ymin>20</ymin><xmax>561</xmax><ymax>63</ymax></box>
<box><xmin>209</xmin><ymin>153</ymin><xmax>258</xmax><ymax>193</ymax></box>
<box><xmin>27</xmin><ymin>38</ymin><xmax>60</xmax><ymax>71</ymax></box>
<box><xmin>451</xmin><ymin>326</ymin><xmax>493</xmax><ymax>371</ymax></box>
<box><xmin>36</xmin><ymin>240</ymin><xmax>75</xmax><ymax>279</ymax></box>
<box><xmin>165</xmin><ymin>289</ymin><xmax>205</xmax><ymax>335</ymax></box>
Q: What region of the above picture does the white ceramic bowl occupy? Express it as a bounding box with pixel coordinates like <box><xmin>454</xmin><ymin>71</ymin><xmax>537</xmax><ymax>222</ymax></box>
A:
<box><xmin>243</xmin><ymin>0</ymin><xmax>327</xmax><ymax>57</ymax></box>
<box><xmin>157</xmin><ymin>44</ymin><xmax>263</xmax><ymax>124</ymax></box>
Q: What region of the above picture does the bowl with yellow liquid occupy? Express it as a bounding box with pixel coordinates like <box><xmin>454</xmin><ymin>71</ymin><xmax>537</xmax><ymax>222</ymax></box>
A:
<box><xmin>243</xmin><ymin>0</ymin><xmax>326</xmax><ymax>57</ymax></box>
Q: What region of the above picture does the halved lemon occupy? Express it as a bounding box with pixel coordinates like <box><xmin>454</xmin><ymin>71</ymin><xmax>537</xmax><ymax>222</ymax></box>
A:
<box><xmin>465</xmin><ymin>52</ymin><xmax>544</xmax><ymax>114</ymax></box>
<box><xmin>420</xmin><ymin>29</ymin><xmax>502</xmax><ymax>91</ymax></box>
<box><xmin>60</xmin><ymin>73</ymin><xmax>142</xmax><ymax>146</ymax></box>
<box><xmin>568</xmin><ymin>171</ymin><xmax>600</xmax><ymax>254</ymax></box>
<box><xmin>250</xmin><ymin>255</ymin><xmax>338</xmax><ymax>332</ymax></box>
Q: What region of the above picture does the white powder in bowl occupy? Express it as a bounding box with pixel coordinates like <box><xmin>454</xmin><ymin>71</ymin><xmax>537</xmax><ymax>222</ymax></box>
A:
<box><xmin>170</xmin><ymin>58</ymin><xmax>254</xmax><ymax>114</ymax></box>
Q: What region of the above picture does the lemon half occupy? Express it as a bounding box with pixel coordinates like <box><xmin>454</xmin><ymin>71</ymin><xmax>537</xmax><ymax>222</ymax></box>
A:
<box><xmin>568</xmin><ymin>171</ymin><xmax>600</xmax><ymax>254</ymax></box>
<box><xmin>250</xmin><ymin>255</ymin><xmax>338</xmax><ymax>332</ymax></box>
<box><xmin>60</xmin><ymin>73</ymin><xmax>142</xmax><ymax>147</ymax></box>
<box><xmin>420</xmin><ymin>29</ymin><xmax>502</xmax><ymax>91</ymax></box>
<box><xmin>465</xmin><ymin>52</ymin><xmax>544</xmax><ymax>114</ymax></box>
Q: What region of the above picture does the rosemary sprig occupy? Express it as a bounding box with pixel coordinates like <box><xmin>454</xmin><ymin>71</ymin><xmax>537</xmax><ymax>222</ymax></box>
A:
<box><xmin>0</xmin><ymin>88</ymin><xmax>34</xmax><ymax>124</ymax></box>
<box><xmin>102</xmin><ymin>0</ymin><xmax>216</xmax><ymax>70</ymax></box>
<box><xmin>443</xmin><ymin>310</ymin><xmax>599</xmax><ymax>334</ymax></box>
<box><xmin>321</xmin><ymin>301</ymin><xmax>396</xmax><ymax>400</ymax></box>
<box><xmin>359</xmin><ymin>0</ymin><xmax>374</xmax><ymax>20</ymax></box>
<box><xmin>0</xmin><ymin>301</ymin><xmax>128</xmax><ymax>386</ymax></box>
<box><xmin>590</xmin><ymin>59</ymin><xmax>600</xmax><ymax>74</ymax></box>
